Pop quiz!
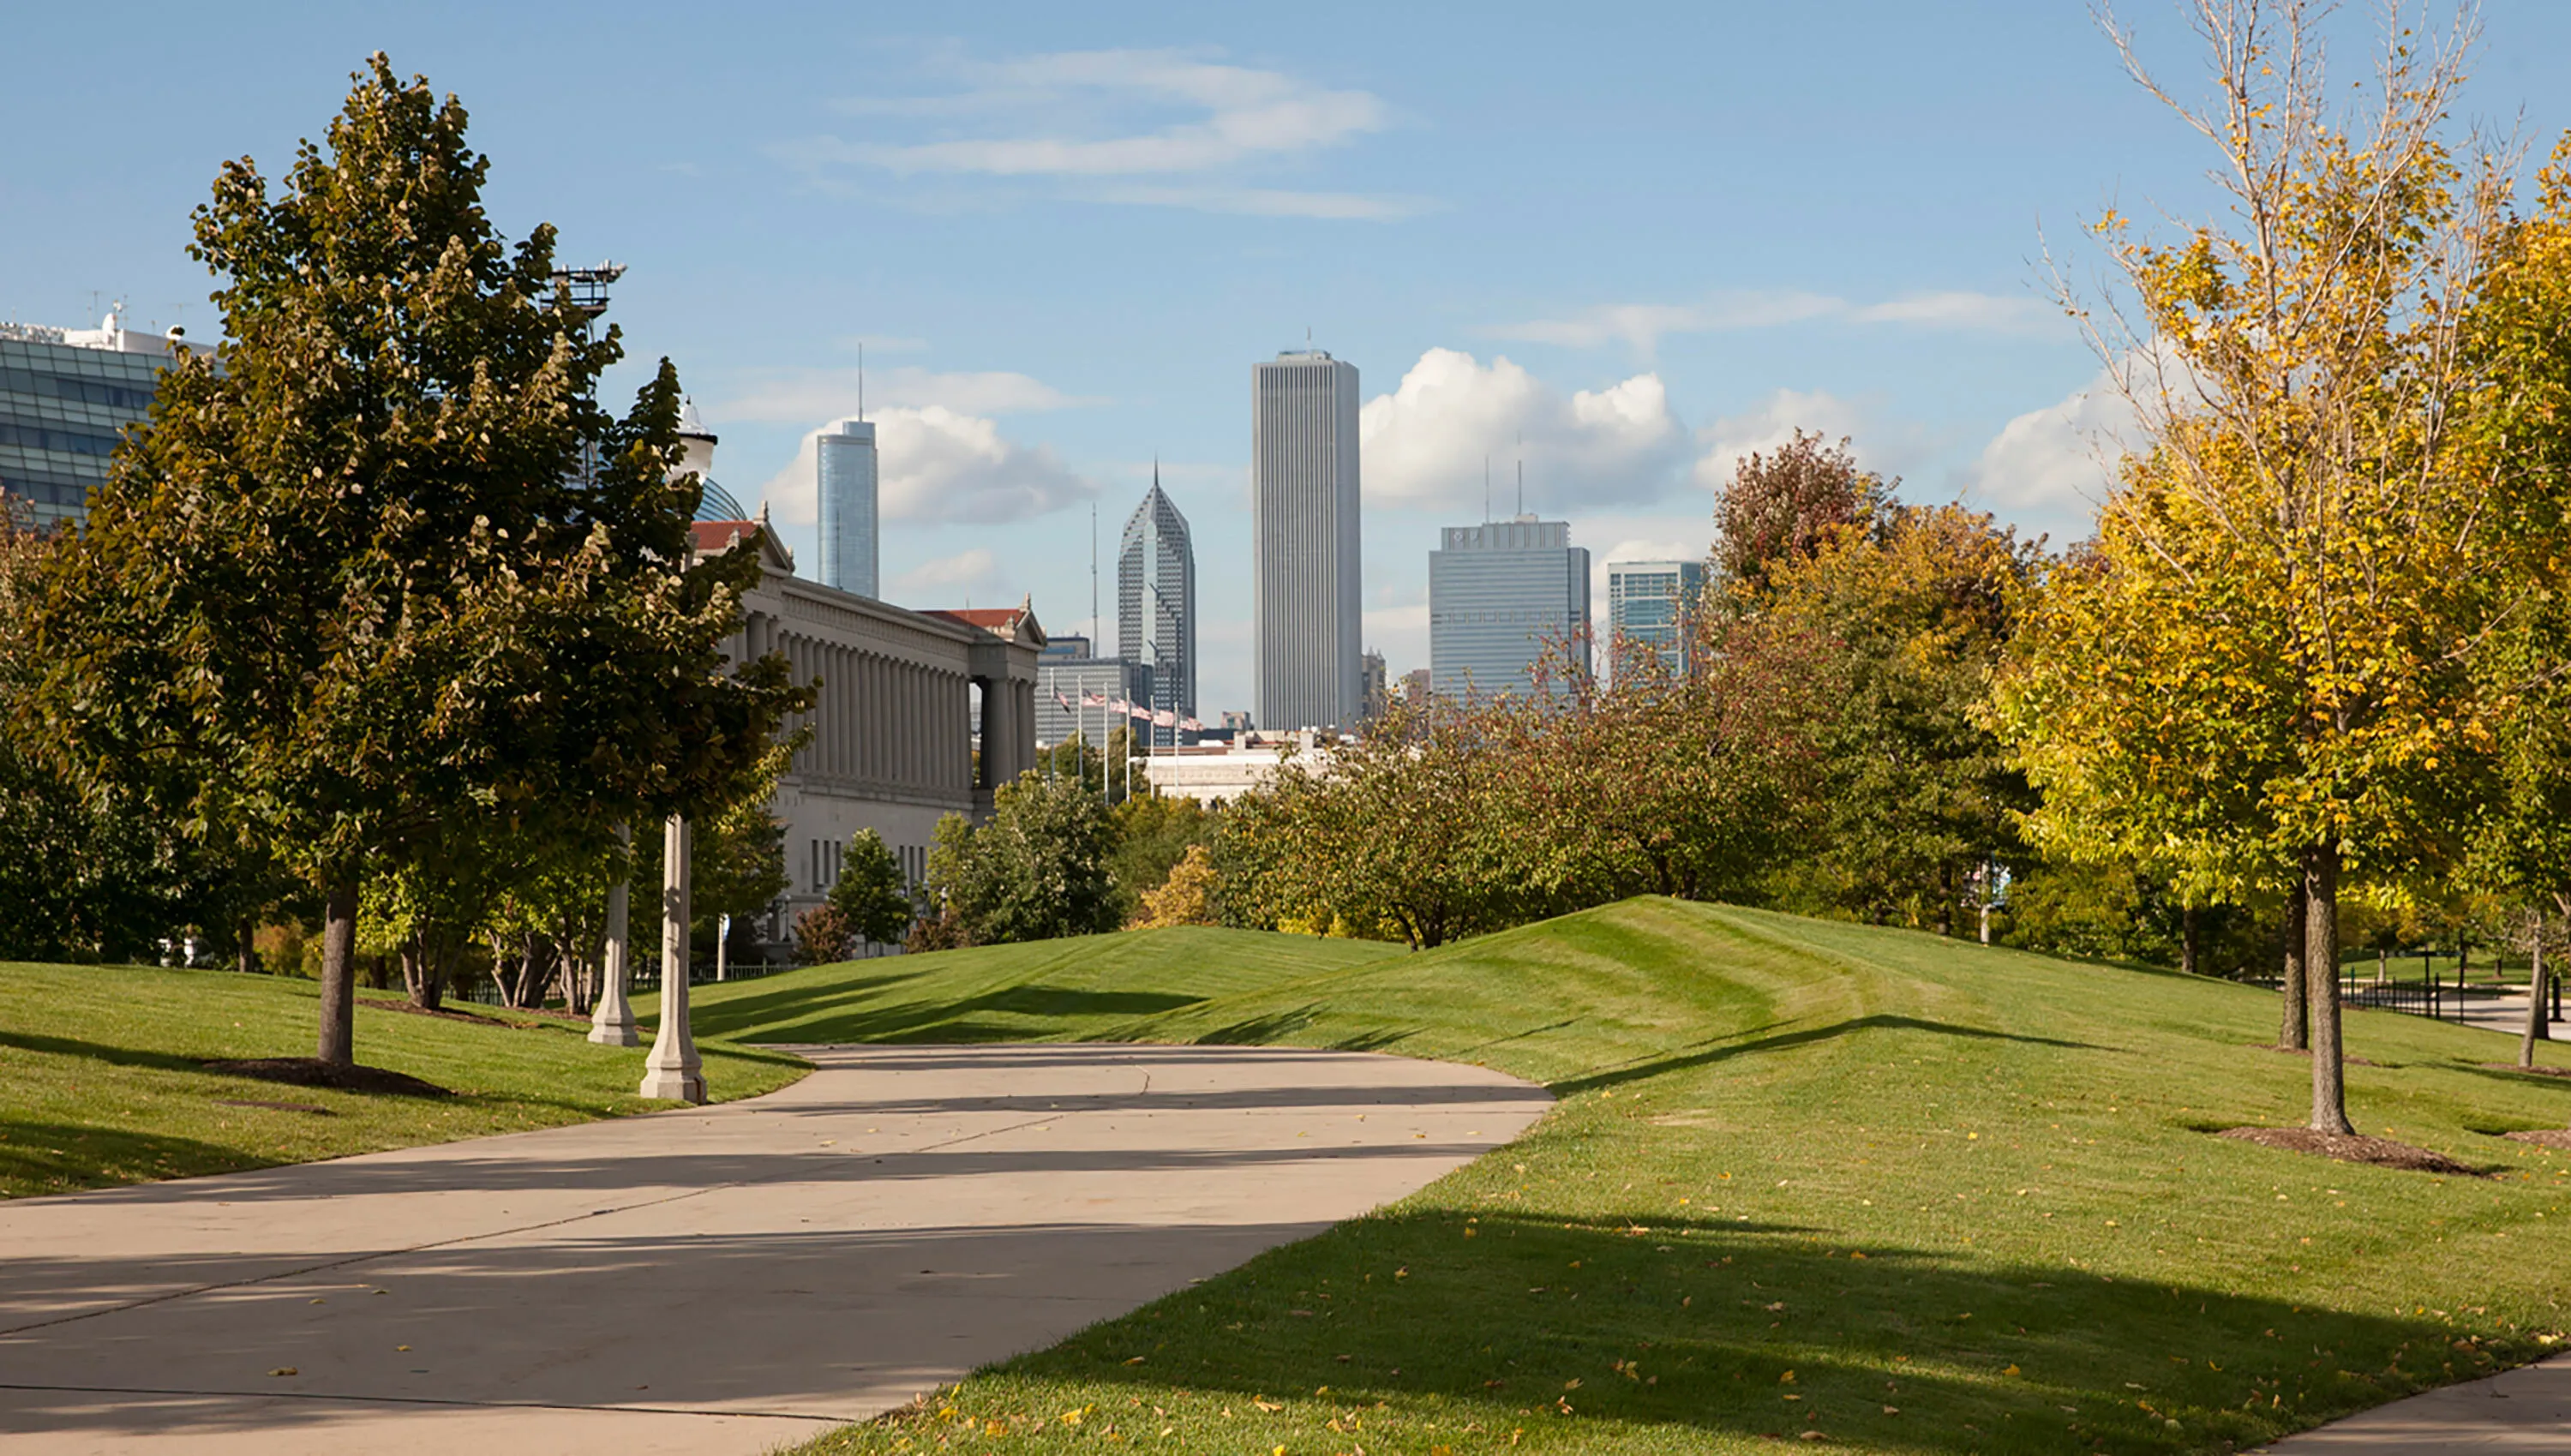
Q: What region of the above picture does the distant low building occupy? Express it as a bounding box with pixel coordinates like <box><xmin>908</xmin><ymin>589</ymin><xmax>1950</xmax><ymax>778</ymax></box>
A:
<box><xmin>1142</xmin><ymin>732</ymin><xmax>1327</xmax><ymax>806</ymax></box>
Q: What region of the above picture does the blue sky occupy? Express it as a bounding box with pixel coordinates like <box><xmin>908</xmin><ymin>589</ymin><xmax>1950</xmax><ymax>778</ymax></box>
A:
<box><xmin>9</xmin><ymin>3</ymin><xmax>2569</xmax><ymax>715</ymax></box>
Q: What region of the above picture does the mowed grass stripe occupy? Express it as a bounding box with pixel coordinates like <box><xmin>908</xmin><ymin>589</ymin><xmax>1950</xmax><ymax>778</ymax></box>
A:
<box><xmin>753</xmin><ymin>897</ymin><xmax>2571</xmax><ymax>1455</ymax></box>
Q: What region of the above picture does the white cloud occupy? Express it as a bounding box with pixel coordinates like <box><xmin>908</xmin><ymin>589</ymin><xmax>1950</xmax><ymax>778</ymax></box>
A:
<box><xmin>760</xmin><ymin>406</ymin><xmax>1094</xmax><ymax>527</ymax></box>
<box><xmin>1085</xmin><ymin>184</ymin><xmax>1431</xmax><ymax>220</ymax></box>
<box><xmin>1357</xmin><ymin>349</ymin><xmax>1688</xmax><ymax>512</ymax></box>
<box><xmin>1961</xmin><ymin>363</ymin><xmax>2138</xmax><ymax>519</ymax></box>
<box><xmin>1491</xmin><ymin>288</ymin><xmax>2053</xmax><ymax>358</ymax></box>
<box><xmin>890</xmin><ymin>547</ymin><xmax>1001</xmax><ymax>600</ymax></box>
<box><xmin>716</xmin><ymin>366</ymin><xmax>1089</xmax><ymax>425</ymax></box>
<box><xmin>782</xmin><ymin>49</ymin><xmax>1411</xmax><ymax>219</ymax></box>
<box><xmin>1689</xmin><ymin>388</ymin><xmax>1880</xmax><ymax>491</ymax></box>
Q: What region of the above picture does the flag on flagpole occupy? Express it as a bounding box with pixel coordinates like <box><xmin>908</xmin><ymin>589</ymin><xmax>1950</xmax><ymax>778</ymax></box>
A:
<box><xmin>1180</xmin><ymin>716</ymin><xmax>1203</xmax><ymax>733</ymax></box>
<box><xmin>1082</xmin><ymin>691</ymin><xmax>1106</xmax><ymax>707</ymax></box>
<box><xmin>1052</xmin><ymin>689</ymin><xmax>1074</xmax><ymax>711</ymax></box>
<box><xmin>1154</xmin><ymin>709</ymin><xmax>1178</xmax><ymax>728</ymax></box>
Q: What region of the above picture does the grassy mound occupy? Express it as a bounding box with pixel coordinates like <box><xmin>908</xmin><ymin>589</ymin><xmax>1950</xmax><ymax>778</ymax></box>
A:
<box><xmin>707</xmin><ymin>898</ymin><xmax>2571</xmax><ymax>1455</ymax></box>
<box><xmin>0</xmin><ymin>961</ymin><xmax>806</xmax><ymax>1199</ymax></box>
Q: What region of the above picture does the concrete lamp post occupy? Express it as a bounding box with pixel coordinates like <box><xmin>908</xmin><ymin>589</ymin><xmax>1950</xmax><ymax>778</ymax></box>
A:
<box><xmin>588</xmin><ymin>825</ymin><xmax>639</xmax><ymax>1047</ymax></box>
<box><xmin>638</xmin><ymin>813</ymin><xmax>705</xmax><ymax>1103</ymax></box>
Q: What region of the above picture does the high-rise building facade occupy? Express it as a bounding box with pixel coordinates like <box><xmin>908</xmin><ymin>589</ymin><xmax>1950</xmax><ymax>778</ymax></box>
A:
<box><xmin>1608</xmin><ymin>559</ymin><xmax>1708</xmax><ymax>681</ymax></box>
<box><xmin>1429</xmin><ymin>518</ymin><xmax>1591</xmax><ymax>699</ymax></box>
<box><xmin>1117</xmin><ymin>473</ymin><xmax>1196</xmax><ymax>746</ymax></box>
<box><xmin>816</xmin><ymin>419</ymin><xmax>879</xmax><ymax>597</ymax></box>
<box><xmin>1252</xmin><ymin>350</ymin><xmax>1361</xmax><ymax>730</ymax></box>
<box><xmin>0</xmin><ymin>315</ymin><xmax>199</xmax><ymax>531</ymax></box>
<box><xmin>1034</xmin><ymin>635</ymin><xmax>1154</xmax><ymax>749</ymax></box>
<box><xmin>1359</xmin><ymin>650</ymin><xmax>1387</xmax><ymax>722</ymax></box>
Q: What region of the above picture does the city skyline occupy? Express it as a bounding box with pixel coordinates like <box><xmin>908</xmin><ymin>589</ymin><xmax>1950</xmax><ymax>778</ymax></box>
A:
<box><xmin>14</xmin><ymin>5</ymin><xmax>2571</xmax><ymax>716</ymax></box>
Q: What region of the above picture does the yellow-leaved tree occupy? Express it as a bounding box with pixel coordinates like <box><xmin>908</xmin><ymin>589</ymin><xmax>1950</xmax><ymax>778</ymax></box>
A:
<box><xmin>1993</xmin><ymin>1</ymin><xmax>2562</xmax><ymax>1135</ymax></box>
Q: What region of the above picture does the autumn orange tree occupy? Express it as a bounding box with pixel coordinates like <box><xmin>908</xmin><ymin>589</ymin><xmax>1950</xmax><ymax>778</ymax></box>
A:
<box><xmin>1996</xmin><ymin>1</ymin><xmax>2551</xmax><ymax>1135</ymax></box>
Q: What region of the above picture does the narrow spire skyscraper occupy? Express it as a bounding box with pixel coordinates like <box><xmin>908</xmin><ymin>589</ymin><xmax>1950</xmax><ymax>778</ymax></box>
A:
<box><xmin>1251</xmin><ymin>349</ymin><xmax>1362</xmax><ymax>730</ymax></box>
<box><xmin>1118</xmin><ymin>466</ymin><xmax>1196</xmax><ymax>744</ymax></box>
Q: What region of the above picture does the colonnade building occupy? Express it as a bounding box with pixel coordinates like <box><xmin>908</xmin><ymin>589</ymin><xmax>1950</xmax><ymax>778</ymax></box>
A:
<box><xmin>682</xmin><ymin>419</ymin><xmax>1040</xmax><ymax>940</ymax></box>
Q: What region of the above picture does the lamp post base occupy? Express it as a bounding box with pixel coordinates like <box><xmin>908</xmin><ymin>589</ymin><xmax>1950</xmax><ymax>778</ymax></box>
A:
<box><xmin>637</xmin><ymin>1064</ymin><xmax>705</xmax><ymax>1103</ymax></box>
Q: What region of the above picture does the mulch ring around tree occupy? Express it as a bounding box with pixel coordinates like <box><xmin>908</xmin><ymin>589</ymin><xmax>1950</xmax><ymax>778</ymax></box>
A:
<box><xmin>2217</xmin><ymin>1126</ymin><xmax>2484</xmax><ymax>1175</ymax></box>
<box><xmin>2482</xmin><ymin>1061</ymin><xmax>2571</xmax><ymax>1079</ymax></box>
<box><xmin>201</xmin><ymin>1058</ymin><xmax>452</xmax><ymax>1098</ymax></box>
<box><xmin>2502</xmin><ymin>1129</ymin><xmax>2571</xmax><ymax>1150</ymax></box>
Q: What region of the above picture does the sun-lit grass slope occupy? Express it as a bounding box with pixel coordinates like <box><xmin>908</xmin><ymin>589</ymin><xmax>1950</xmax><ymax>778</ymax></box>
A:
<box><xmin>770</xmin><ymin>897</ymin><xmax>2571</xmax><ymax>1455</ymax></box>
<box><xmin>0</xmin><ymin>961</ymin><xmax>805</xmax><ymax>1200</ymax></box>
<box><xmin>686</xmin><ymin>926</ymin><xmax>1402</xmax><ymax>1046</ymax></box>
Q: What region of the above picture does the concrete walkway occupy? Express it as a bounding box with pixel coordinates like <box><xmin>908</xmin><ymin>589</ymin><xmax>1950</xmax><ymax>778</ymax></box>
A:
<box><xmin>2256</xmin><ymin>1351</ymin><xmax>2571</xmax><ymax>1452</ymax></box>
<box><xmin>0</xmin><ymin>1043</ymin><xmax>1551</xmax><ymax>1454</ymax></box>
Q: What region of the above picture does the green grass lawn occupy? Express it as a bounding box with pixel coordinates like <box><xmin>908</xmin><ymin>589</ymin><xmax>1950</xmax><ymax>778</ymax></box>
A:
<box><xmin>683</xmin><ymin>900</ymin><xmax>2571</xmax><ymax>1456</ymax></box>
<box><xmin>0</xmin><ymin>961</ymin><xmax>806</xmax><ymax>1199</ymax></box>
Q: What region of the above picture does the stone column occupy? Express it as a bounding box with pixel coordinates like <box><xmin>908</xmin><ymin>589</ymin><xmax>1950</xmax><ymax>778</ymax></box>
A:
<box><xmin>638</xmin><ymin>814</ymin><xmax>704</xmax><ymax>1103</ymax></box>
<box><xmin>587</xmin><ymin>824</ymin><xmax>638</xmax><ymax>1046</ymax></box>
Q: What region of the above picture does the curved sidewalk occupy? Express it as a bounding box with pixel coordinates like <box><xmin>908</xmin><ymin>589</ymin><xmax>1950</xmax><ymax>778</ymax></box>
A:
<box><xmin>0</xmin><ymin>1043</ymin><xmax>1551</xmax><ymax>1454</ymax></box>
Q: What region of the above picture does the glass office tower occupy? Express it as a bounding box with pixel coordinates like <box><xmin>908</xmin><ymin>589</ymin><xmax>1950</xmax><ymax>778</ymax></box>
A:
<box><xmin>1117</xmin><ymin>475</ymin><xmax>1196</xmax><ymax>746</ymax></box>
<box><xmin>1428</xmin><ymin>518</ymin><xmax>1591</xmax><ymax>699</ymax></box>
<box><xmin>0</xmin><ymin>317</ymin><xmax>189</xmax><ymax>531</ymax></box>
<box><xmin>1606</xmin><ymin>559</ymin><xmax>1708</xmax><ymax>681</ymax></box>
<box><xmin>817</xmin><ymin>419</ymin><xmax>879</xmax><ymax>597</ymax></box>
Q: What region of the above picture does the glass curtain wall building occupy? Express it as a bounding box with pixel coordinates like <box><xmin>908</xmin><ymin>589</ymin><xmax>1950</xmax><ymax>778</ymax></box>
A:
<box><xmin>1117</xmin><ymin>473</ymin><xmax>1196</xmax><ymax>746</ymax></box>
<box><xmin>1607</xmin><ymin>559</ymin><xmax>1708</xmax><ymax>681</ymax></box>
<box><xmin>0</xmin><ymin>317</ymin><xmax>195</xmax><ymax>531</ymax></box>
<box><xmin>1428</xmin><ymin>518</ymin><xmax>1591</xmax><ymax>699</ymax></box>
<box><xmin>1251</xmin><ymin>350</ymin><xmax>1361</xmax><ymax>731</ymax></box>
<box><xmin>817</xmin><ymin>419</ymin><xmax>879</xmax><ymax>597</ymax></box>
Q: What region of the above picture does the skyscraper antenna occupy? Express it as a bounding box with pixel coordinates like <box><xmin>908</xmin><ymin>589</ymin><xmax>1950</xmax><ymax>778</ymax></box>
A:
<box><xmin>1091</xmin><ymin>501</ymin><xmax>1100</xmax><ymax>649</ymax></box>
<box><xmin>1483</xmin><ymin>456</ymin><xmax>1491</xmax><ymax>524</ymax></box>
<box><xmin>858</xmin><ymin>342</ymin><xmax>866</xmax><ymax>423</ymax></box>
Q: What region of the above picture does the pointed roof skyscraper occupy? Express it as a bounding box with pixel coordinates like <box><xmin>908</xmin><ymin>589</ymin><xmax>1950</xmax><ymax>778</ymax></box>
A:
<box><xmin>1118</xmin><ymin>465</ymin><xmax>1196</xmax><ymax>740</ymax></box>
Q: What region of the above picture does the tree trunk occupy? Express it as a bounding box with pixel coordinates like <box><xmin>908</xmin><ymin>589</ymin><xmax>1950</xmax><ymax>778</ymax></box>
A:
<box><xmin>237</xmin><ymin>914</ymin><xmax>258</xmax><ymax>975</ymax></box>
<box><xmin>2524</xmin><ymin>906</ymin><xmax>2553</xmax><ymax>1068</ymax></box>
<box><xmin>2280</xmin><ymin>885</ymin><xmax>2310</xmax><ymax>1051</ymax></box>
<box><xmin>2180</xmin><ymin>904</ymin><xmax>2200</xmax><ymax>977</ymax></box>
<box><xmin>315</xmin><ymin>873</ymin><xmax>361</xmax><ymax>1068</ymax></box>
<box><xmin>2306</xmin><ymin>844</ymin><xmax>2352</xmax><ymax>1135</ymax></box>
<box><xmin>1937</xmin><ymin>861</ymin><xmax>1955</xmax><ymax>938</ymax></box>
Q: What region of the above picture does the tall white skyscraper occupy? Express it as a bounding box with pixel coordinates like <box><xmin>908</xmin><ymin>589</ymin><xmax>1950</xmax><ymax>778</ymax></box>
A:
<box><xmin>817</xmin><ymin>420</ymin><xmax>878</xmax><ymax>597</ymax></box>
<box><xmin>1252</xmin><ymin>349</ymin><xmax>1361</xmax><ymax>730</ymax></box>
<box><xmin>1118</xmin><ymin>470</ymin><xmax>1196</xmax><ymax>744</ymax></box>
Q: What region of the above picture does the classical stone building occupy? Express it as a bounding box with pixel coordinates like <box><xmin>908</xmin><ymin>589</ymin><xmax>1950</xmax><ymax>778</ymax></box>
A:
<box><xmin>683</xmin><ymin>416</ymin><xmax>1040</xmax><ymax>944</ymax></box>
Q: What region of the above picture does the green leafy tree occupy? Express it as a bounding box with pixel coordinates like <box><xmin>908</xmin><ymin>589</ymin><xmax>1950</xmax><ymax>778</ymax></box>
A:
<box><xmin>1108</xmin><ymin>793</ymin><xmax>1219</xmax><ymax>921</ymax></box>
<box><xmin>28</xmin><ymin>57</ymin><xmax>803</xmax><ymax>1066</ymax></box>
<box><xmin>922</xmin><ymin>774</ymin><xmax>1119</xmax><ymax>944</ymax></box>
<box><xmin>829</xmin><ymin>828</ymin><xmax>916</xmax><ymax>949</ymax></box>
<box><xmin>1758</xmin><ymin>503</ymin><xmax>2038</xmax><ymax>932</ymax></box>
<box><xmin>1130</xmin><ymin>842</ymin><xmax>1220</xmax><ymax>929</ymax></box>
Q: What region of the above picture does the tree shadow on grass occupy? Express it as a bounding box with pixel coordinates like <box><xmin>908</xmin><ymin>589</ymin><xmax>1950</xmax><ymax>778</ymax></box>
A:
<box><xmin>1552</xmin><ymin>1015</ymin><xmax>2120</xmax><ymax>1095</ymax></box>
<box><xmin>0</xmin><ymin>1120</ymin><xmax>264</xmax><ymax>1196</ymax></box>
<box><xmin>0</xmin><ymin>1028</ymin><xmax>209</xmax><ymax>1074</ymax></box>
<box><xmin>689</xmin><ymin>985</ymin><xmax>1208</xmax><ymax>1046</ymax></box>
<box><xmin>923</xmin><ymin>1207</ymin><xmax>2526</xmax><ymax>1455</ymax></box>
